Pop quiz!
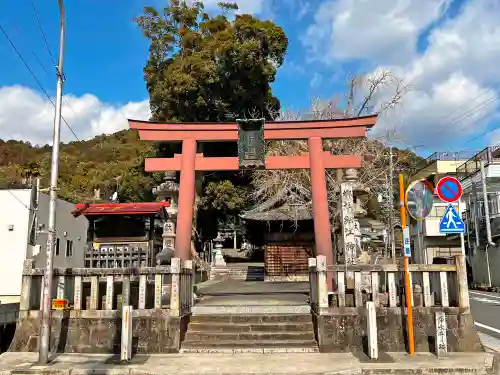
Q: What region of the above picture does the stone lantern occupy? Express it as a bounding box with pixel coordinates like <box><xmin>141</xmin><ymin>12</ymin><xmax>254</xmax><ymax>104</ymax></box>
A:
<box><xmin>153</xmin><ymin>172</ymin><xmax>179</xmax><ymax>251</ymax></box>
<box><xmin>212</xmin><ymin>232</ymin><xmax>226</xmax><ymax>267</ymax></box>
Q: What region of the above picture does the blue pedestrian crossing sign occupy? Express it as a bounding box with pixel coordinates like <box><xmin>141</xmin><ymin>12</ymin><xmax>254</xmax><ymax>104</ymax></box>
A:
<box><xmin>439</xmin><ymin>204</ymin><xmax>465</xmax><ymax>234</ymax></box>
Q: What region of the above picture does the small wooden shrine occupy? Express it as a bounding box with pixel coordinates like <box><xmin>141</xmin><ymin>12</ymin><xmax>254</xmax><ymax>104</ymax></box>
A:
<box><xmin>240</xmin><ymin>185</ymin><xmax>314</xmax><ymax>281</ymax></box>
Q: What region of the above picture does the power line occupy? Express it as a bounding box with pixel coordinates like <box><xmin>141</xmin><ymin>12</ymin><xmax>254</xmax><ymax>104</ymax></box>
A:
<box><xmin>457</xmin><ymin>104</ymin><xmax>500</xmax><ymax>146</ymax></box>
<box><xmin>418</xmin><ymin>88</ymin><xmax>499</xmax><ymax>143</ymax></box>
<box><xmin>0</xmin><ymin>23</ymin><xmax>80</xmax><ymax>141</ymax></box>
<box><xmin>422</xmin><ymin>96</ymin><xmax>499</xmax><ymax>145</ymax></box>
<box><xmin>9</xmin><ymin>21</ymin><xmax>85</xmax><ymax>130</ymax></box>
<box><xmin>29</xmin><ymin>0</ymin><xmax>56</xmax><ymax>65</ymax></box>
<box><xmin>8</xmin><ymin>190</ymin><xmax>34</xmax><ymax>211</ymax></box>
<box><xmin>11</xmin><ymin>23</ymin><xmax>51</xmax><ymax>76</ymax></box>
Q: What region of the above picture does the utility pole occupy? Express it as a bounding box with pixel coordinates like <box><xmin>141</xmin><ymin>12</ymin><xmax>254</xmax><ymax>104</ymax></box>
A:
<box><xmin>39</xmin><ymin>0</ymin><xmax>65</xmax><ymax>365</ymax></box>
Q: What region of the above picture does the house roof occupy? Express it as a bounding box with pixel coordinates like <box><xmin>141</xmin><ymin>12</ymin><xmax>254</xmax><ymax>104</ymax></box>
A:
<box><xmin>72</xmin><ymin>202</ymin><xmax>170</xmax><ymax>218</ymax></box>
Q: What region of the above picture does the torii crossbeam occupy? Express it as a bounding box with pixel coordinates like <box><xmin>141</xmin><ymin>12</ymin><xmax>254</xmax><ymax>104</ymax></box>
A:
<box><xmin>129</xmin><ymin>115</ymin><xmax>378</xmax><ymax>291</ymax></box>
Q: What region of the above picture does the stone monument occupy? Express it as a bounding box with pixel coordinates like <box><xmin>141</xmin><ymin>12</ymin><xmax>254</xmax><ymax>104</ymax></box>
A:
<box><xmin>152</xmin><ymin>172</ymin><xmax>180</xmax><ymax>305</ymax></box>
<box><xmin>153</xmin><ymin>172</ymin><xmax>180</xmax><ymax>252</ymax></box>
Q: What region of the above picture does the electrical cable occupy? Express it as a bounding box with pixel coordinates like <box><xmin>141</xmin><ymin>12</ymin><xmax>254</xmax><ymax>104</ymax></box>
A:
<box><xmin>0</xmin><ymin>23</ymin><xmax>80</xmax><ymax>141</ymax></box>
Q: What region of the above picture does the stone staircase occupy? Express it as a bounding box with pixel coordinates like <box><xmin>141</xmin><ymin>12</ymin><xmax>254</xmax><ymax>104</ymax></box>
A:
<box><xmin>209</xmin><ymin>263</ymin><xmax>265</xmax><ymax>281</ymax></box>
<box><xmin>181</xmin><ymin>313</ymin><xmax>318</xmax><ymax>353</ymax></box>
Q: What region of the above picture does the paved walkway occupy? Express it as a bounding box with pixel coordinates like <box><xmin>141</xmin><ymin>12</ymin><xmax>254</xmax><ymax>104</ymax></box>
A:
<box><xmin>196</xmin><ymin>280</ymin><xmax>309</xmax><ymax>306</ymax></box>
<box><xmin>0</xmin><ymin>352</ymin><xmax>495</xmax><ymax>375</ymax></box>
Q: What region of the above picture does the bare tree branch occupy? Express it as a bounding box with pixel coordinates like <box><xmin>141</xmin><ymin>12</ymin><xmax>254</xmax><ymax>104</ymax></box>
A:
<box><xmin>251</xmin><ymin>70</ymin><xmax>413</xmax><ymax>228</ymax></box>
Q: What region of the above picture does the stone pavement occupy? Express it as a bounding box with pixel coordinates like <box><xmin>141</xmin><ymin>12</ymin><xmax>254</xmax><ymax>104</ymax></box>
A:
<box><xmin>0</xmin><ymin>352</ymin><xmax>497</xmax><ymax>375</ymax></box>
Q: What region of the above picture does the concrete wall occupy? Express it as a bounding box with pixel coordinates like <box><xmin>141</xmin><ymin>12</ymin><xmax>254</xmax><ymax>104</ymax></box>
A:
<box><xmin>32</xmin><ymin>193</ymin><xmax>88</xmax><ymax>269</ymax></box>
<box><xmin>314</xmin><ymin>307</ymin><xmax>483</xmax><ymax>353</ymax></box>
<box><xmin>469</xmin><ymin>244</ymin><xmax>500</xmax><ymax>286</ymax></box>
<box><xmin>9</xmin><ymin>310</ymin><xmax>188</xmax><ymax>354</ymax></box>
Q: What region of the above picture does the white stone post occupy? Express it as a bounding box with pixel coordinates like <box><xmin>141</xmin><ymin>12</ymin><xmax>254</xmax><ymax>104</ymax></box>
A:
<box><xmin>122</xmin><ymin>276</ymin><xmax>131</xmax><ymax>307</ymax></box>
<box><xmin>371</xmin><ymin>272</ymin><xmax>380</xmax><ymax>307</ymax></box>
<box><xmin>388</xmin><ymin>272</ymin><xmax>397</xmax><ymax>307</ymax></box>
<box><xmin>138</xmin><ymin>274</ymin><xmax>147</xmax><ymax>309</ymax></box>
<box><xmin>422</xmin><ymin>272</ymin><xmax>432</xmax><ymax>307</ymax></box>
<box><xmin>90</xmin><ymin>276</ymin><xmax>99</xmax><ymax>310</ymax></box>
<box><xmin>455</xmin><ymin>255</ymin><xmax>470</xmax><ymax>311</ymax></box>
<box><xmin>20</xmin><ymin>275</ymin><xmax>32</xmax><ymax>311</ymax></box>
<box><xmin>154</xmin><ymin>273</ymin><xmax>162</xmax><ymax>309</ymax></box>
<box><xmin>170</xmin><ymin>258</ymin><xmax>181</xmax><ymax>316</ymax></box>
<box><xmin>73</xmin><ymin>276</ymin><xmax>82</xmax><ymax>310</ymax></box>
<box><xmin>440</xmin><ymin>272</ymin><xmax>449</xmax><ymax>307</ymax></box>
<box><xmin>106</xmin><ymin>275</ymin><xmax>114</xmax><ymax>310</ymax></box>
<box><xmin>337</xmin><ymin>271</ymin><xmax>346</xmax><ymax>307</ymax></box>
<box><xmin>435</xmin><ymin>311</ymin><xmax>447</xmax><ymax>357</ymax></box>
<box><xmin>366</xmin><ymin>301</ymin><xmax>378</xmax><ymax>359</ymax></box>
<box><xmin>316</xmin><ymin>255</ymin><xmax>328</xmax><ymax>311</ymax></box>
<box><xmin>20</xmin><ymin>260</ymin><xmax>33</xmax><ymax>311</ymax></box>
<box><xmin>340</xmin><ymin>182</ymin><xmax>356</xmax><ymax>288</ymax></box>
<box><xmin>121</xmin><ymin>305</ymin><xmax>133</xmax><ymax>361</ymax></box>
<box><xmin>57</xmin><ymin>275</ymin><xmax>65</xmax><ymax>299</ymax></box>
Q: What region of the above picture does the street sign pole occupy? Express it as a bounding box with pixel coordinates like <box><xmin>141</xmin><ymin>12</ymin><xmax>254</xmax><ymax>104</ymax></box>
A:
<box><xmin>399</xmin><ymin>173</ymin><xmax>415</xmax><ymax>356</ymax></box>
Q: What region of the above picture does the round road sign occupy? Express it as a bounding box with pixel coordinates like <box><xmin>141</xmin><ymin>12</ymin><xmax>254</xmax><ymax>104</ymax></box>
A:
<box><xmin>405</xmin><ymin>179</ymin><xmax>434</xmax><ymax>220</ymax></box>
<box><xmin>436</xmin><ymin>176</ymin><xmax>462</xmax><ymax>203</ymax></box>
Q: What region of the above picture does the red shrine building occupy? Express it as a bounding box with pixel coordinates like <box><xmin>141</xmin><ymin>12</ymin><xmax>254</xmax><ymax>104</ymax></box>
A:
<box><xmin>72</xmin><ymin>202</ymin><xmax>170</xmax><ymax>268</ymax></box>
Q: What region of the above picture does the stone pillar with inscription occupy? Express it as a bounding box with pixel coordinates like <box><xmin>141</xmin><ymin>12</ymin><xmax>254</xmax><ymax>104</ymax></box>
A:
<box><xmin>153</xmin><ymin>172</ymin><xmax>180</xmax><ymax>251</ymax></box>
<box><xmin>153</xmin><ymin>172</ymin><xmax>180</xmax><ymax>304</ymax></box>
<box><xmin>340</xmin><ymin>168</ymin><xmax>358</xmax><ymax>288</ymax></box>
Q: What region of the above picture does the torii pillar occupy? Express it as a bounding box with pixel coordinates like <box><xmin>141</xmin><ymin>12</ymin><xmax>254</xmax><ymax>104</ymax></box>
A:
<box><xmin>129</xmin><ymin>115</ymin><xmax>378</xmax><ymax>291</ymax></box>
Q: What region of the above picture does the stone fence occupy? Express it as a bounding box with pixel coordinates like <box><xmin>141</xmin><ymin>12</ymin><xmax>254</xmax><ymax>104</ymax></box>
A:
<box><xmin>9</xmin><ymin>258</ymin><xmax>194</xmax><ymax>354</ymax></box>
<box><xmin>308</xmin><ymin>255</ymin><xmax>483</xmax><ymax>354</ymax></box>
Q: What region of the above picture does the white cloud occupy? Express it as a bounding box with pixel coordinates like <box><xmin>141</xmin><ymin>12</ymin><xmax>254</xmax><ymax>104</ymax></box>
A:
<box><xmin>304</xmin><ymin>0</ymin><xmax>450</xmax><ymax>64</ymax></box>
<box><xmin>0</xmin><ymin>85</ymin><xmax>150</xmax><ymax>145</ymax></box>
<box><xmin>305</xmin><ymin>0</ymin><xmax>500</xmax><ymax>149</ymax></box>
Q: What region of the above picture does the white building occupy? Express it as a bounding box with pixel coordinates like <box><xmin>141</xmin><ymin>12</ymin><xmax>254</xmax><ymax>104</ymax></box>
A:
<box><xmin>0</xmin><ymin>185</ymin><xmax>88</xmax><ymax>303</ymax></box>
<box><xmin>459</xmin><ymin>146</ymin><xmax>500</xmax><ymax>286</ymax></box>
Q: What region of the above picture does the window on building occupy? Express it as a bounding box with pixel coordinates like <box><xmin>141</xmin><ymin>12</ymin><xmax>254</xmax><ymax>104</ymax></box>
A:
<box><xmin>66</xmin><ymin>240</ymin><xmax>73</xmax><ymax>257</ymax></box>
<box><xmin>55</xmin><ymin>238</ymin><xmax>60</xmax><ymax>256</ymax></box>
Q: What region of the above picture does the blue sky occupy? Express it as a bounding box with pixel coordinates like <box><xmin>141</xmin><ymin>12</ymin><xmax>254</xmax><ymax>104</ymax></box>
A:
<box><xmin>1</xmin><ymin>0</ymin><xmax>500</xmax><ymax>157</ymax></box>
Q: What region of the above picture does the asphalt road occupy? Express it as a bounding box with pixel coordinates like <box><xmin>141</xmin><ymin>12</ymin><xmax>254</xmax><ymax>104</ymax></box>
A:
<box><xmin>469</xmin><ymin>290</ymin><xmax>500</xmax><ymax>351</ymax></box>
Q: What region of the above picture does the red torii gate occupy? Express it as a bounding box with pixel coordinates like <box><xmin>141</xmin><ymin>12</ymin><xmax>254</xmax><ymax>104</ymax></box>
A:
<box><xmin>129</xmin><ymin>115</ymin><xmax>378</xmax><ymax>289</ymax></box>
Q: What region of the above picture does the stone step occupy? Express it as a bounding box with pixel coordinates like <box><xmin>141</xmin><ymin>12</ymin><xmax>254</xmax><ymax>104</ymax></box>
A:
<box><xmin>210</xmin><ymin>272</ymin><xmax>264</xmax><ymax>277</ymax></box>
<box><xmin>190</xmin><ymin>313</ymin><xmax>312</xmax><ymax>324</ymax></box>
<box><xmin>181</xmin><ymin>339</ymin><xmax>318</xmax><ymax>349</ymax></box>
<box><xmin>180</xmin><ymin>346</ymin><xmax>319</xmax><ymax>353</ymax></box>
<box><xmin>184</xmin><ymin>331</ymin><xmax>315</xmax><ymax>342</ymax></box>
<box><xmin>211</xmin><ymin>266</ymin><xmax>265</xmax><ymax>271</ymax></box>
<box><xmin>191</xmin><ymin>305</ymin><xmax>311</xmax><ymax>315</ymax></box>
<box><xmin>188</xmin><ymin>322</ymin><xmax>314</xmax><ymax>333</ymax></box>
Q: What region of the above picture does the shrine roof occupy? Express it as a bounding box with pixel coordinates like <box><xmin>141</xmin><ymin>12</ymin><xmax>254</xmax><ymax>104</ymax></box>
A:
<box><xmin>72</xmin><ymin>202</ymin><xmax>170</xmax><ymax>218</ymax></box>
<box><xmin>240</xmin><ymin>204</ymin><xmax>313</xmax><ymax>221</ymax></box>
<box><xmin>240</xmin><ymin>184</ymin><xmax>313</xmax><ymax>221</ymax></box>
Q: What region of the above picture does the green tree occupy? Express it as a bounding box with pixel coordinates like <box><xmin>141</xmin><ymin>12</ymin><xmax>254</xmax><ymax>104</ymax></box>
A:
<box><xmin>135</xmin><ymin>0</ymin><xmax>288</xmax><ymax>122</ymax></box>
<box><xmin>135</xmin><ymin>0</ymin><xmax>288</xmax><ymax>235</ymax></box>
